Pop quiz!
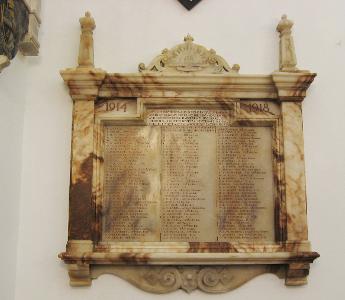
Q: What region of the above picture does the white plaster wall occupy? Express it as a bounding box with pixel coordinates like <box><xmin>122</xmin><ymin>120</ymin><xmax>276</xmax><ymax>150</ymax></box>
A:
<box><xmin>5</xmin><ymin>0</ymin><xmax>345</xmax><ymax>300</ymax></box>
<box><xmin>0</xmin><ymin>55</ymin><xmax>29</xmax><ymax>300</ymax></box>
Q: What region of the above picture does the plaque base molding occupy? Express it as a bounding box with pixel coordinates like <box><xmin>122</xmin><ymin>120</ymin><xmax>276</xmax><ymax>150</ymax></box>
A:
<box><xmin>64</xmin><ymin>262</ymin><xmax>316</xmax><ymax>293</ymax></box>
<box><xmin>60</xmin><ymin>240</ymin><xmax>319</xmax><ymax>291</ymax></box>
<box><xmin>92</xmin><ymin>265</ymin><xmax>279</xmax><ymax>294</ymax></box>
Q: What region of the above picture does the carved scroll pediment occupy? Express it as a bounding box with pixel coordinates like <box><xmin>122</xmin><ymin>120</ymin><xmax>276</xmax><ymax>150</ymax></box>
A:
<box><xmin>139</xmin><ymin>35</ymin><xmax>240</xmax><ymax>74</ymax></box>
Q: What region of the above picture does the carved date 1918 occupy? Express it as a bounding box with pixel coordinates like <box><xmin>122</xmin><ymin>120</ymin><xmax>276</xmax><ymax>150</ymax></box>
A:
<box><xmin>241</xmin><ymin>102</ymin><xmax>271</xmax><ymax>113</ymax></box>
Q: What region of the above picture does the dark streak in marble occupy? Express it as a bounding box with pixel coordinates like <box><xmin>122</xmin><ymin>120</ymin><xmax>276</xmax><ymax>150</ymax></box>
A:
<box><xmin>69</xmin><ymin>154</ymin><xmax>93</xmax><ymax>240</ymax></box>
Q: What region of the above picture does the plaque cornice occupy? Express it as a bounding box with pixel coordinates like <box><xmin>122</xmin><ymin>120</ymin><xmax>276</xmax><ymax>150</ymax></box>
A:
<box><xmin>99</xmin><ymin>73</ymin><xmax>278</xmax><ymax>99</ymax></box>
<box><xmin>62</xmin><ymin>71</ymin><xmax>317</xmax><ymax>102</ymax></box>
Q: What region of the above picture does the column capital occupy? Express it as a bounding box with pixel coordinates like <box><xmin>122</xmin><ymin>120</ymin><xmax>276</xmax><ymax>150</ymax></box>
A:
<box><xmin>272</xmin><ymin>71</ymin><xmax>316</xmax><ymax>102</ymax></box>
<box><xmin>60</xmin><ymin>67</ymin><xmax>106</xmax><ymax>101</ymax></box>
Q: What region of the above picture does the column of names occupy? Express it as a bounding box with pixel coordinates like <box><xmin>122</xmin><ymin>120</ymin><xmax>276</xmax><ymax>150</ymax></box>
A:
<box><xmin>102</xmin><ymin>110</ymin><xmax>275</xmax><ymax>243</ymax></box>
<box><xmin>102</xmin><ymin>126</ymin><xmax>161</xmax><ymax>241</ymax></box>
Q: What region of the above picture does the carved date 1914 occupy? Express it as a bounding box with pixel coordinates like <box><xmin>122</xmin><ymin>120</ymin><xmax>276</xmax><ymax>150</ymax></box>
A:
<box><xmin>106</xmin><ymin>101</ymin><xmax>127</xmax><ymax>112</ymax></box>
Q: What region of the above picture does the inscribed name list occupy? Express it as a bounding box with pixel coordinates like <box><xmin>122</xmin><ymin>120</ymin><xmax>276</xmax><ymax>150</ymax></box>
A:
<box><xmin>102</xmin><ymin>109</ymin><xmax>275</xmax><ymax>242</ymax></box>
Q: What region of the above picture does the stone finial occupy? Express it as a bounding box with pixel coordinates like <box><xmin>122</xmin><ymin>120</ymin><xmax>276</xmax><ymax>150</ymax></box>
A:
<box><xmin>184</xmin><ymin>34</ymin><xmax>194</xmax><ymax>43</ymax></box>
<box><xmin>276</xmin><ymin>15</ymin><xmax>298</xmax><ymax>72</ymax></box>
<box><xmin>277</xmin><ymin>14</ymin><xmax>294</xmax><ymax>34</ymax></box>
<box><xmin>78</xmin><ymin>12</ymin><xmax>96</xmax><ymax>68</ymax></box>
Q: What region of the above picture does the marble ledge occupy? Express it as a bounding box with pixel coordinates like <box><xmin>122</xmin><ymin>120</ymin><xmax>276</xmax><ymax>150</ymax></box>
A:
<box><xmin>61</xmin><ymin>68</ymin><xmax>316</xmax><ymax>101</ymax></box>
<box><xmin>59</xmin><ymin>251</ymin><xmax>320</xmax><ymax>266</ymax></box>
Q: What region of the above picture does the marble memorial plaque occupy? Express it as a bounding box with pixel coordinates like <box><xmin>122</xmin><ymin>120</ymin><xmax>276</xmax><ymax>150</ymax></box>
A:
<box><xmin>59</xmin><ymin>12</ymin><xmax>319</xmax><ymax>293</ymax></box>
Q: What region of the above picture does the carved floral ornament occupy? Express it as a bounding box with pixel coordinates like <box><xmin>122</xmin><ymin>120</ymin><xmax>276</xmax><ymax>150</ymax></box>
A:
<box><xmin>59</xmin><ymin>12</ymin><xmax>318</xmax><ymax>294</ymax></box>
<box><xmin>138</xmin><ymin>34</ymin><xmax>240</xmax><ymax>74</ymax></box>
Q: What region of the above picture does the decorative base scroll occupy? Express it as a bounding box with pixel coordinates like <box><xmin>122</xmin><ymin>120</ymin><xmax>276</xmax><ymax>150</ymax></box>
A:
<box><xmin>65</xmin><ymin>263</ymin><xmax>312</xmax><ymax>293</ymax></box>
<box><xmin>60</xmin><ymin>241</ymin><xmax>319</xmax><ymax>293</ymax></box>
<box><xmin>90</xmin><ymin>265</ymin><xmax>282</xmax><ymax>294</ymax></box>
